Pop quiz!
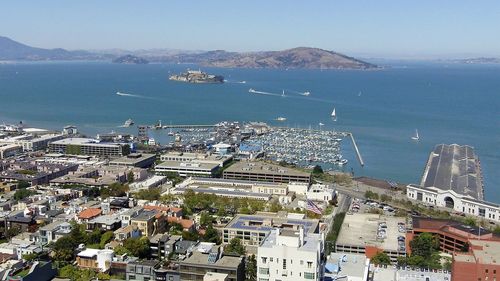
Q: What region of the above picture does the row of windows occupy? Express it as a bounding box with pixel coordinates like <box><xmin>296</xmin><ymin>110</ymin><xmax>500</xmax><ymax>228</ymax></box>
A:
<box><xmin>260</xmin><ymin>257</ymin><xmax>314</xmax><ymax>268</ymax></box>
<box><xmin>257</xmin><ymin>268</ymin><xmax>315</xmax><ymax>280</ymax></box>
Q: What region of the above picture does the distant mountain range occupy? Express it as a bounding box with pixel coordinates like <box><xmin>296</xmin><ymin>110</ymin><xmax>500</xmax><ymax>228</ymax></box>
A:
<box><xmin>0</xmin><ymin>36</ymin><xmax>108</xmax><ymax>60</ymax></box>
<box><xmin>112</xmin><ymin>54</ymin><xmax>149</xmax><ymax>64</ymax></box>
<box><xmin>0</xmin><ymin>36</ymin><xmax>377</xmax><ymax>69</ymax></box>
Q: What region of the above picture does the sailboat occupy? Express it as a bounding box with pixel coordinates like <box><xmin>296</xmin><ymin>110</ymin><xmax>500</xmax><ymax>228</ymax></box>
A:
<box><xmin>331</xmin><ymin>108</ymin><xmax>337</xmax><ymax>121</ymax></box>
<box><xmin>281</xmin><ymin>90</ymin><xmax>286</xmax><ymax>97</ymax></box>
<box><xmin>411</xmin><ymin>129</ymin><xmax>420</xmax><ymax>141</ymax></box>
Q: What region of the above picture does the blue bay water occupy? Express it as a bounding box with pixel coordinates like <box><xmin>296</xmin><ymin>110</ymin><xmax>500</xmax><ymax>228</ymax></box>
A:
<box><xmin>0</xmin><ymin>61</ymin><xmax>499</xmax><ymax>203</ymax></box>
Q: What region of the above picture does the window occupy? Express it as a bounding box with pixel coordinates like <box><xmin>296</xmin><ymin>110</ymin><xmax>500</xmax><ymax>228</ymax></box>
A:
<box><xmin>300</xmin><ymin>260</ymin><xmax>304</xmax><ymax>265</ymax></box>
<box><xmin>270</xmin><ymin>257</ymin><xmax>273</xmax><ymax>262</ymax></box>
<box><xmin>259</xmin><ymin>267</ymin><xmax>269</xmax><ymax>275</ymax></box>
<box><xmin>283</xmin><ymin>259</ymin><xmax>287</xmax><ymax>270</ymax></box>
<box><xmin>258</xmin><ymin>279</ymin><xmax>269</xmax><ymax>281</ymax></box>
<box><xmin>261</xmin><ymin>257</ymin><xmax>267</xmax><ymax>263</ymax></box>
<box><xmin>304</xmin><ymin>272</ymin><xmax>315</xmax><ymax>279</ymax></box>
<box><xmin>307</xmin><ymin>261</ymin><xmax>313</xmax><ymax>268</ymax></box>
<box><xmin>128</xmin><ymin>275</ymin><xmax>136</xmax><ymax>280</ymax></box>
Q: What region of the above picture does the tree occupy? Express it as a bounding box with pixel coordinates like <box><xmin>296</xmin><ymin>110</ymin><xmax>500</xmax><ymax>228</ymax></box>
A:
<box><xmin>122</xmin><ymin>237</ymin><xmax>150</xmax><ymax>258</ymax></box>
<box><xmin>101</xmin><ymin>182</ymin><xmax>128</xmax><ymax>199</ymax></box>
<box><xmin>246</xmin><ymin>254</ymin><xmax>257</xmax><ymax>281</ymax></box>
<box><xmin>312</xmin><ymin>165</ymin><xmax>323</xmax><ymax>175</ymax></box>
<box><xmin>365</xmin><ymin>190</ymin><xmax>379</xmax><ymax>200</ymax></box>
<box><xmin>134</xmin><ymin>188</ymin><xmax>161</xmax><ymax>201</ymax></box>
<box><xmin>224</xmin><ymin>238</ymin><xmax>246</xmax><ymax>256</ymax></box>
<box><xmin>17</xmin><ymin>180</ymin><xmax>30</xmax><ymax>189</ymax></box>
<box><xmin>200</xmin><ymin>212</ymin><xmax>214</xmax><ymax>228</ymax></box>
<box><xmin>127</xmin><ymin>171</ymin><xmax>135</xmax><ymax>183</ymax></box>
<box><xmin>100</xmin><ymin>231</ymin><xmax>114</xmax><ymax>248</ymax></box>
<box><xmin>5</xmin><ymin>226</ymin><xmax>21</xmax><ymax>239</ymax></box>
<box><xmin>464</xmin><ymin>217</ymin><xmax>477</xmax><ymax>227</ymax></box>
<box><xmin>380</xmin><ymin>194</ymin><xmax>392</xmax><ymax>203</ymax></box>
<box><xmin>371</xmin><ymin>252</ymin><xmax>391</xmax><ymax>265</ymax></box>
<box><xmin>493</xmin><ymin>225</ymin><xmax>500</xmax><ymax>235</ymax></box>
<box><xmin>203</xmin><ymin>224</ymin><xmax>220</xmax><ymax>244</ymax></box>
<box><xmin>52</xmin><ymin>236</ymin><xmax>76</xmax><ymax>262</ymax></box>
<box><xmin>86</xmin><ymin>228</ymin><xmax>102</xmax><ymax>245</ymax></box>
<box><xmin>182</xmin><ymin>230</ymin><xmax>199</xmax><ymax>241</ymax></box>
<box><xmin>23</xmin><ymin>252</ymin><xmax>39</xmax><ymax>262</ymax></box>
<box><xmin>59</xmin><ymin>265</ymin><xmax>97</xmax><ymax>281</ymax></box>
<box><xmin>14</xmin><ymin>188</ymin><xmax>34</xmax><ymax>200</ymax></box>
<box><xmin>269</xmin><ymin>201</ymin><xmax>283</xmax><ymax>212</ymax></box>
<box><xmin>409</xmin><ymin>233</ymin><xmax>439</xmax><ymax>259</ymax></box>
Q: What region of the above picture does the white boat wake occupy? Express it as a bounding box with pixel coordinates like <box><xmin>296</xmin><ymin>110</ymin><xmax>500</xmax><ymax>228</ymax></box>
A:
<box><xmin>249</xmin><ymin>88</ymin><xmax>284</xmax><ymax>97</ymax></box>
<box><xmin>116</xmin><ymin>91</ymin><xmax>145</xmax><ymax>98</ymax></box>
<box><xmin>224</xmin><ymin>80</ymin><xmax>247</xmax><ymax>84</ymax></box>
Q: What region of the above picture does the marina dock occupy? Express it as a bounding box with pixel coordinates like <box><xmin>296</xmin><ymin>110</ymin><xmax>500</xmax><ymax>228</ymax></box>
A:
<box><xmin>154</xmin><ymin>124</ymin><xmax>216</xmax><ymax>129</ymax></box>
<box><xmin>349</xmin><ymin>133</ymin><xmax>364</xmax><ymax>167</ymax></box>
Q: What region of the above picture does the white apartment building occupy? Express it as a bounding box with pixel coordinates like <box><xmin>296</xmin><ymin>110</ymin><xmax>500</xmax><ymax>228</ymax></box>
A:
<box><xmin>257</xmin><ymin>227</ymin><xmax>324</xmax><ymax>281</ymax></box>
<box><xmin>306</xmin><ymin>184</ymin><xmax>335</xmax><ymax>202</ymax></box>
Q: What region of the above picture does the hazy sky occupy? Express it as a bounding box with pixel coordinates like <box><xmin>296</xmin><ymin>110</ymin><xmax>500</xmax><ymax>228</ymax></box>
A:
<box><xmin>1</xmin><ymin>1</ymin><xmax>499</xmax><ymax>58</ymax></box>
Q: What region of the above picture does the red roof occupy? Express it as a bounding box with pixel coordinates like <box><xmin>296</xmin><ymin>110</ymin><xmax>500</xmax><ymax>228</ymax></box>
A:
<box><xmin>167</xmin><ymin>217</ymin><xmax>194</xmax><ymax>229</ymax></box>
<box><xmin>78</xmin><ymin>208</ymin><xmax>102</xmax><ymax>219</ymax></box>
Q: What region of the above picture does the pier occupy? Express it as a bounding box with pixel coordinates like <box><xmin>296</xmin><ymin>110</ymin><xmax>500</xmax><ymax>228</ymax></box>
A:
<box><xmin>349</xmin><ymin>133</ymin><xmax>364</xmax><ymax>167</ymax></box>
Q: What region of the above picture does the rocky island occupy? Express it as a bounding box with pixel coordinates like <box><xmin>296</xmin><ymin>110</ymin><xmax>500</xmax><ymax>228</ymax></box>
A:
<box><xmin>169</xmin><ymin>69</ymin><xmax>224</xmax><ymax>83</ymax></box>
<box><xmin>112</xmin><ymin>54</ymin><xmax>148</xmax><ymax>64</ymax></box>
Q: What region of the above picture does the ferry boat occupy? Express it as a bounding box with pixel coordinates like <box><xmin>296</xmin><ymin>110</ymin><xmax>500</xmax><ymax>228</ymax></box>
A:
<box><xmin>249</xmin><ymin>88</ymin><xmax>257</xmax><ymax>93</ymax></box>
<box><xmin>275</xmin><ymin>117</ymin><xmax>287</xmax><ymax>121</ymax></box>
<box><xmin>300</xmin><ymin>91</ymin><xmax>311</xmax><ymax>96</ymax></box>
<box><xmin>123</xmin><ymin>119</ymin><xmax>134</xmax><ymax>127</ymax></box>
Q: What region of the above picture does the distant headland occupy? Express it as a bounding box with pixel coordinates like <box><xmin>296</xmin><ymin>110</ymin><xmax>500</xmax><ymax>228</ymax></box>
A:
<box><xmin>0</xmin><ymin>35</ymin><xmax>376</xmax><ymax>69</ymax></box>
<box><xmin>112</xmin><ymin>55</ymin><xmax>148</xmax><ymax>64</ymax></box>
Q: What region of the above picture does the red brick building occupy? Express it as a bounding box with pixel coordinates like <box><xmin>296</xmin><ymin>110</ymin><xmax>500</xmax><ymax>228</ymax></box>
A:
<box><xmin>451</xmin><ymin>240</ymin><xmax>500</xmax><ymax>281</ymax></box>
<box><xmin>407</xmin><ymin>217</ymin><xmax>499</xmax><ymax>254</ymax></box>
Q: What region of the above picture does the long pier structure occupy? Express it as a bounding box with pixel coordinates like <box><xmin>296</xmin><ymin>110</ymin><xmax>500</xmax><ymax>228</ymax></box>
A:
<box><xmin>349</xmin><ymin>133</ymin><xmax>364</xmax><ymax>167</ymax></box>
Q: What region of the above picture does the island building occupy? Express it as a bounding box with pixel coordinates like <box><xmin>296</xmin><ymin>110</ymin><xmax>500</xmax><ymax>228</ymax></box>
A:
<box><xmin>451</xmin><ymin>239</ymin><xmax>500</xmax><ymax>281</ymax></box>
<box><xmin>406</xmin><ymin>144</ymin><xmax>500</xmax><ymax>222</ymax></box>
<box><xmin>257</xmin><ymin>227</ymin><xmax>325</xmax><ymax>281</ymax></box>
<box><xmin>222</xmin><ymin>212</ymin><xmax>319</xmax><ymax>247</ymax></box>
<box><xmin>169</xmin><ymin>69</ymin><xmax>224</xmax><ymax>84</ymax></box>
<box><xmin>48</xmin><ymin>137</ymin><xmax>131</xmax><ymax>157</ymax></box>
<box><xmin>335</xmin><ymin>213</ymin><xmax>407</xmax><ymax>262</ymax></box>
<box><xmin>155</xmin><ymin>152</ymin><xmax>232</xmax><ymax>177</ymax></box>
<box><xmin>223</xmin><ymin>161</ymin><xmax>311</xmax><ymax>184</ymax></box>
